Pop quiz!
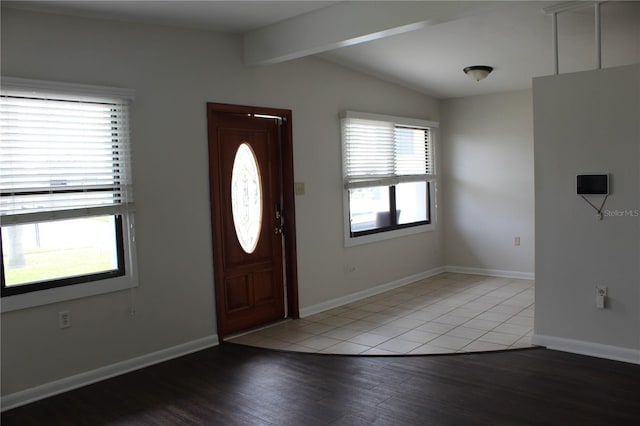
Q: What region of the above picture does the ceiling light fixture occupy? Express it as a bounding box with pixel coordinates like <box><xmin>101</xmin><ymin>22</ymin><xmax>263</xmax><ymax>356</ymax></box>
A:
<box><xmin>463</xmin><ymin>65</ymin><xmax>493</xmax><ymax>82</ymax></box>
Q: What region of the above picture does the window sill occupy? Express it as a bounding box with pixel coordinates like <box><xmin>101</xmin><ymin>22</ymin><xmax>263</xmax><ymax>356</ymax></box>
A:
<box><xmin>344</xmin><ymin>222</ymin><xmax>435</xmax><ymax>248</ymax></box>
<box><xmin>1</xmin><ymin>274</ymin><xmax>138</xmax><ymax>313</ymax></box>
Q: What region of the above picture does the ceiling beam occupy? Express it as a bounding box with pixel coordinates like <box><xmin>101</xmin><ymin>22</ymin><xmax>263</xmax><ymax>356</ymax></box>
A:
<box><xmin>243</xmin><ymin>1</ymin><xmax>502</xmax><ymax>66</ymax></box>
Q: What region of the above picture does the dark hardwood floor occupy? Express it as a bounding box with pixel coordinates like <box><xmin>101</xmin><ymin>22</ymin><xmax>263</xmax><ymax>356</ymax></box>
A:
<box><xmin>2</xmin><ymin>344</ymin><xmax>639</xmax><ymax>425</ymax></box>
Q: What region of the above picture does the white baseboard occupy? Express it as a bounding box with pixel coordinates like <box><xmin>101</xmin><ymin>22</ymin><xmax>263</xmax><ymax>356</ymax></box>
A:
<box><xmin>1</xmin><ymin>334</ymin><xmax>219</xmax><ymax>412</ymax></box>
<box><xmin>445</xmin><ymin>265</ymin><xmax>534</xmax><ymax>280</ymax></box>
<box><xmin>299</xmin><ymin>267</ymin><xmax>446</xmax><ymax>318</ymax></box>
<box><xmin>532</xmin><ymin>333</ymin><xmax>640</xmax><ymax>365</ymax></box>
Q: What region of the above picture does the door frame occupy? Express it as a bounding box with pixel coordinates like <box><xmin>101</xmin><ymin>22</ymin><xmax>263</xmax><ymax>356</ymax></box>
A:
<box><xmin>207</xmin><ymin>102</ymin><xmax>299</xmax><ymax>339</ymax></box>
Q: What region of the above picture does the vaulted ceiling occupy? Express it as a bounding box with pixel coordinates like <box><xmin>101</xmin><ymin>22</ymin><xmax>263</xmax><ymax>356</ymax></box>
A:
<box><xmin>4</xmin><ymin>1</ymin><xmax>640</xmax><ymax>99</ymax></box>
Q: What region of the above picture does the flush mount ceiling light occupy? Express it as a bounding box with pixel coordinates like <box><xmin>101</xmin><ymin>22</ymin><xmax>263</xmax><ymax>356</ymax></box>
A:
<box><xmin>463</xmin><ymin>65</ymin><xmax>493</xmax><ymax>82</ymax></box>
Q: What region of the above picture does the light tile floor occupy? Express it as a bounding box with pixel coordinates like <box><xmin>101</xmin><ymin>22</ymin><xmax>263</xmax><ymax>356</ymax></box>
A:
<box><xmin>228</xmin><ymin>273</ymin><xmax>535</xmax><ymax>355</ymax></box>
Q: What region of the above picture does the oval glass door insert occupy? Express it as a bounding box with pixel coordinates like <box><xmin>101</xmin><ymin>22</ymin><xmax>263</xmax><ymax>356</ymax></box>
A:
<box><xmin>231</xmin><ymin>143</ymin><xmax>263</xmax><ymax>254</ymax></box>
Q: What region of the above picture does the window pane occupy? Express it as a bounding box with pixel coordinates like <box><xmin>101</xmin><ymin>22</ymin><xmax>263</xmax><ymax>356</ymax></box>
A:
<box><xmin>231</xmin><ymin>143</ymin><xmax>262</xmax><ymax>254</ymax></box>
<box><xmin>2</xmin><ymin>216</ymin><xmax>119</xmax><ymax>287</ymax></box>
<box><xmin>349</xmin><ymin>186</ymin><xmax>390</xmax><ymax>232</ymax></box>
<box><xmin>396</xmin><ymin>182</ymin><xmax>428</xmax><ymax>225</ymax></box>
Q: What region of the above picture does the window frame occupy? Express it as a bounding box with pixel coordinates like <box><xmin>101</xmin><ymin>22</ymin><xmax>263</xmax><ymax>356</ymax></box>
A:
<box><xmin>0</xmin><ymin>77</ymin><xmax>138</xmax><ymax>312</ymax></box>
<box><xmin>348</xmin><ymin>181</ymin><xmax>432</xmax><ymax>238</ymax></box>
<box><xmin>1</xmin><ymin>215</ymin><xmax>127</xmax><ymax>297</ymax></box>
<box><xmin>341</xmin><ymin>111</ymin><xmax>438</xmax><ymax>247</ymax></box>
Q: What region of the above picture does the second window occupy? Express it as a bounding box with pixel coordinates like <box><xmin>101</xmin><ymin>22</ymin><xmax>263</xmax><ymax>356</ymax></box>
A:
<box><xmin>342</xmin><ymin>112</ymin><xmax>437</xmax><ymax>240</ymax></box>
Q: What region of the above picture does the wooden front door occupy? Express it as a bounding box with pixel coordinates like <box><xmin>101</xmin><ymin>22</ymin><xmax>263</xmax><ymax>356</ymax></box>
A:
<box><xmin>207</xmin><ymin>103</ymin><xmax>298</xmax><ymax>337</ymax></box>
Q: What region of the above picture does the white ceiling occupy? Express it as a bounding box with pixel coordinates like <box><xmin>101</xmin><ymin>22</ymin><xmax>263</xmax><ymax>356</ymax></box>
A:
<box><xmin>4</xmin><ymin>1</ymin><xmax>640</xmax><ymax>99</ymax></box>
<box><xmin>321</xmin><ymin>1</ymin><xmax>640</xmax><ymax>98</ymax></box>
<box><xmin>3</xmin><ymin>1</ymin><xmax>339</xmax><ymax>33</ymax></box>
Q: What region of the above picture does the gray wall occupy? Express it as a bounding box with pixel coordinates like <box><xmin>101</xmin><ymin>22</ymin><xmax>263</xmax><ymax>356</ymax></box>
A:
<box><xmin>533</xmin><ymin>64</ymin><xmax>640</xmax><ymax>357</ymax></box>
<box><xmin>441</xmin><ymin>90</ymin><xmax>535</xmax><ymax>276</ymax></box>
<box><xmin>1</xmin><ymin>8</ymin><xmax>442</xmax><ymax>395</ymax></box>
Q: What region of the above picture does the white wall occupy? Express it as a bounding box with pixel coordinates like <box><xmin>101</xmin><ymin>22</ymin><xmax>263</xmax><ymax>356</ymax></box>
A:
<box><xmin>533</xmin><ymin>64</ymin><xmax>640</xmax><ymax>362</ymax></box>
<box><xmin>0</xmin><ymin>8</ymin><xmax>442</xmax><ymax>396</ymax></box>
<box><xmin>441</xmin><ymin>90</ymin><xmax>534</xmax><ymax>276</ymax></box>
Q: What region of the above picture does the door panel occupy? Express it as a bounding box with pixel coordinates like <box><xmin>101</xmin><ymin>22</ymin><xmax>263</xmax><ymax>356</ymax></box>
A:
<box><xmin>225</xmin><ymin>275</ymin><xmax>250</xmax><ymax>312</ymax></box>
<box><xmin>208</xmin><ymin>107</ymin><xmax>288</xmax><ymax>336</ymax></box>
<box><xmin>253</xmin><ymin>269</ymin><xmax>277</xmax><ymax>305</ymax></box>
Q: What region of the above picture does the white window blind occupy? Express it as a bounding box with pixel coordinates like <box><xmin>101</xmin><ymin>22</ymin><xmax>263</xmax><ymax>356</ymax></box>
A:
<box><xmin>341</xmin><ymin>111</ymin><xmax>436</xmax><ymax>189</ymax></box>
<box><xmin>342</xmin><ymin>118</ymin><xmax>395</xmax><ymax>179</ymax></box>
<box><xmin>0</xmin><ymin>77</ymin><xmax>135</xmax><ymax>225</ymax></box>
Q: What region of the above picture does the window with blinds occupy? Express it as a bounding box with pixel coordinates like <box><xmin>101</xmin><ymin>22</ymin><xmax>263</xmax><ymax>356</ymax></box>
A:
<box><xmin>341</xmin><ymin>111</ymin><xmax>437</xmax><ymax>243</ymax></box>
<box><xmin>1</xmin><ymin>82</ymin><xmax>133</xmax><ymax>225</ymax></box>
<box><xmin>1</xmin><ymin>77</ymin><xmax>138</xmax><ymax>305</ymax></box>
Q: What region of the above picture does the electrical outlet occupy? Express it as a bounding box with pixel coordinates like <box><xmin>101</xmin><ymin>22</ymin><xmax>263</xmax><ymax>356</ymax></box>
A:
<box><xmin>58</xmin><ymin>310</ymin><xmax>71</xmax><ymax>329</ymax></box>
<box><xmin>514</xmin><ymin>236</ymin><xmax>521</xmax><ymax>246</ymax></box>
<box><xmin>596</xmin><ymin>286</ymin><xmax>608</xmax><ymax>309</ymax></box>
<box><xmin>344</xmin><ymin>265</ymin><xmax>356</xmax><ymax>273</ymax></box>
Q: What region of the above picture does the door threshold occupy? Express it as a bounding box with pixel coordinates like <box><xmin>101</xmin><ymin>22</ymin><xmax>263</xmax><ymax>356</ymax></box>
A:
<box><xmin>224</xmin><ymin>318</ymin><xmax>293</xmax><ymax>341</ymax></box>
